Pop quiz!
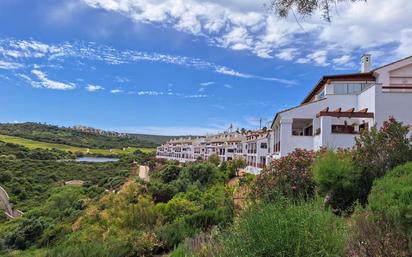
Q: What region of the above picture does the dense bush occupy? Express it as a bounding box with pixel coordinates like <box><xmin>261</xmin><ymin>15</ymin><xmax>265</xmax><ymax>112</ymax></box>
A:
<box><xmin>313</xmin><ymin>150</ymin><xmax>361</xmax><ymax>214</ymax></box>
<box><xmin>353</xmin><ymin>117</ymin><xmax>412</xmax><ymax>204</ymax></box>
<box><xmin>181</xmin><ymin>163</ymin><xmax>217</xmax><ymax>186</ymax></box>
<box><xmin>160</xmin><ymin>165</ymin><xmax>181</xmax><ymax>183</ymax></box>
<box><xmin>207</xmin><ymin>154</ymin><xmax>221</xmax><ymax>166</ymax></box>
<box><xmin>254</xmin><ymin>149</ymin><xmax>316</xmax><ymax>202</ymax></box>
<box><xmin>367</xmin><ymin>162</ymin><xmax>412</xmax><ymax>245</ymax></box>
<box><xmin>180</xmin><ymin>201</ymin><xmax>346</xmax><ymax>257</ymax></box>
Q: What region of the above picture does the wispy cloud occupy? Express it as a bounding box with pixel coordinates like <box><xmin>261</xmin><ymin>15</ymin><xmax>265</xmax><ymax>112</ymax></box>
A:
<box><xmin>110</xmin><ymin>88</ymin><xmax>123</xmax><ymax>94</ymax></box>
<box><xmin>200</xmin><ymin>81</ymin><xmax>215</xmax><ymax>86</ymax></box>
<box><xmin>136</xmin><ymin>91</ymin><xmax>164</xmax><ymax>96</ymax></box>
<box><xmin>0</xmin><ymin>38</ymin><xmax>295</xmax><ymax>85</ymax></box>
<box><xmin>86</xmin><ymin>84</ymin><xmax>104</xmax><ymax>92</ymax></box>
<box><xmin>0</xmin><ymin>60</ymin><xmax>24</xmax><ymax>70</ymax></box>
<box><xmin>20</xmin><ymin>69</ymin><xmax>76</xmax><ymax>90</ymax></box>
<box><xmin>81</xmin><ymin>0</ymin><xmax>412</xmax><ymax>67</ymax></box>
<box><xmin>184</xmin><ymin>94</ymin><xmax>208</xmax><ymax>98</ymax></box>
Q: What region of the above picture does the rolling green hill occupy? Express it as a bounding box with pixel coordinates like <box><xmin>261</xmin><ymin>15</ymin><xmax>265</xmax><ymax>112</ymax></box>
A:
<box><xmin>0</xmin><ymin>122</ymin><xmax>173</xmax><ymax>149</ymax></box>
<box><xmin>0</xmin><ymin>134</ymin><xmax>154</xmax><ymax>156</ymax></box>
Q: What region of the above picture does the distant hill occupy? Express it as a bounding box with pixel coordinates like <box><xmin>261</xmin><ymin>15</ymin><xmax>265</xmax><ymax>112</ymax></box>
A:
<box><xmin>0</xmin><ymin>122</ymin><xmax>174</xmax><ymax>149</ymax></box>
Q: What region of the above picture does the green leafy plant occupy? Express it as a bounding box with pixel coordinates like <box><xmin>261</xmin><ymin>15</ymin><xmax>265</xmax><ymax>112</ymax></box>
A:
<box><xmin>313</xmin><ymin>150</ymin><xmax>361</xmax><ymax>214</ymax></box>
<box><xmin>254</xmin><ymin>149</ymin><xmax>316</xmax><ymax>202</ymax></box>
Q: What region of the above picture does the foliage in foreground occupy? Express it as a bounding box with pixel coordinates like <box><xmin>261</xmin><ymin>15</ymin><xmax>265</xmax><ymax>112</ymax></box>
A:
<box><xmin>313</xmin><ymin>150</ymin><xmax>361</xmax><ymax>214</ymax></box>
<box><xmin>345</xmin><ymin>161</ymin><xmax>412</xmax><ymax>256</ymax></box>
<box><xmin>367</xmin><ymin>162</ymin><xmax>412</xmax><ymax>246</ymax></box>
<box><xmin>353</xmin><ymin>117</ymin><xmax>412</xmax><ymax>205</ymax></box>
<box><xmin>174</xmin><ymin>200</ymin><xmax>346</xmax><ymax>257</ymax></box>
<box><xmin>254</xmin><ymin>149</ymin><xmax>316</xmax><ymax>203</ymax></box>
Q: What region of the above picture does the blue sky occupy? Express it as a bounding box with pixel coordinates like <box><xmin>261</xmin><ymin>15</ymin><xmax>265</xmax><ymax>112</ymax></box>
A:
<box><xmin>0</xmin><ymin>0</ymin><xmax>411</xmax><ymax>135</ymax></box>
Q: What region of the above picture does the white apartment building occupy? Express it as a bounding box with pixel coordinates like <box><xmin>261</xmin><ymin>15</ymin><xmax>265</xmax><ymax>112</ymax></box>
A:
<box><xmin>156</xmin><ymin>132</ymin><xmax>247</xmax><ymax>163</ymax></box>
<box><xmin>268</xmin><ymin>55</ymin><xmax>412</xmax><ymax>160</ymax></box>
<box><xmin>157</xmin><ymin>55</ymin><xmax>412</xmax><ymax>173</ymax></box>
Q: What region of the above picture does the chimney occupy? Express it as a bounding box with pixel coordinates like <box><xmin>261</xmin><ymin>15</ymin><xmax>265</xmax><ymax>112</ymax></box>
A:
<box><xmin>361</xmin><ymin>54</ymin><xmax>371</xmax><ymax>73</ymax></box>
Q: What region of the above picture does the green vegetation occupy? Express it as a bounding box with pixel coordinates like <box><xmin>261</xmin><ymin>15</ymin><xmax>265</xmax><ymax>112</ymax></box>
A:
<box><xmin>0</xmin><ymin>134</ymin><xmax>153</xmax><ymax>156</ymax></box>
<box><xmin>313</xmin><ymin>150</ymin><xmax>361</xmax><ymax>214</ymax></box>
<box><xmin>1</xmin><ymin>118</ymin><xmax>411</xmax><ymax>257</ymax></box>
<box><xmin>254</xmin><ymin>148</ymin><xmax>316</xmax><ymax>202</ymax></box>
<box><xmin>367</xmin><ymin>162</ymin><xmax>412</xmax><ymax>244</ymax></box>
<box><xmin>172</xmin><ymin>118</ymin><xmax>412</xmax><ymax>257</ymax></box>
<box><xmin>0</xmin><ymin>122</ymin><xmax>172</xmax><ymax>149</ymax></box>
<box><xmin>175</xmin><ymin>200</ymin><xmax>346</xmax><ymax>257</ymax></box>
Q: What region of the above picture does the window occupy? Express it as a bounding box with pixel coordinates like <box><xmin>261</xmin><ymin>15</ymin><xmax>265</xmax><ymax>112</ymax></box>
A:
<box><xmin>334</xmin><ymin>83</ymin><xmax>372</xmax><ymax>95</ymax></box>
<box><xmin>348</xmin><ymin>83</ymin><xmax>362</xmax><ymax>94</ymax></box>
<box><xmin>334</xmin><ymin>84</ymin><xmax>347</xmax><ymax>94</ymax></box>
<box><xmin>317</xmin><ymin>90</ymin><xmax>325</xmax><ymax>99</ymax></box>
<box><xmin>260</xmin><ymin>143</ymin><xmax>267</xmax><ymax>149</ymax></box>
<box><xmin>332</xmin><ymin>125</ymin><xmax>356</xmax><ymax>134</ymax></box>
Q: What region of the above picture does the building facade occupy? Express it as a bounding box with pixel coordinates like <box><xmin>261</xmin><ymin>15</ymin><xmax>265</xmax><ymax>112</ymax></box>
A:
<box><xmin>157</xmin><ymin>55</ymin><xmax>412</xmax><ymax>173</ymax></box>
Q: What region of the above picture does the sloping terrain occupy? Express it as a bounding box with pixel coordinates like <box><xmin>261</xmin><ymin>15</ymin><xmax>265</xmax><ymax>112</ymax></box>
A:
<box><xmin>0</xmin><ymin>123</ymin><xmax>173</xmax><ymax>149</ymax></box>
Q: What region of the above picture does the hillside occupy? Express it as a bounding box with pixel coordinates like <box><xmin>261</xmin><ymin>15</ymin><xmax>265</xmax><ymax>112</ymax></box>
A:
<box><xmin>0</xmin><ymin>134</ymin><xmax>154</xmax><ymax>156</ymax></box>
<box><xmin>0</xmin><ymin>123</ymin><xmax>173</xmax><ymax>149</ymax></box>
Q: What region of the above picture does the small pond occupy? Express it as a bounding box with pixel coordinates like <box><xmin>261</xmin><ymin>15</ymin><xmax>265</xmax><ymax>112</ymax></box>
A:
<box><xmin>75</xmin><ymin>157</ymin><xmax>119</xmax><ymax>163</ymax></box>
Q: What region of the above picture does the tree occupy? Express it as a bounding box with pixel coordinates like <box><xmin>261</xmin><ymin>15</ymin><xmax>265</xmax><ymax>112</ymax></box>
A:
<box><xmin>267</xmin><ymin>0</ymin><xmax>366</xmax><ymax>22</ymax></box>
<box><xmin>208</xmin><ymin>154</ymin><xmax>221</xmax><ymax>166</ymax></box>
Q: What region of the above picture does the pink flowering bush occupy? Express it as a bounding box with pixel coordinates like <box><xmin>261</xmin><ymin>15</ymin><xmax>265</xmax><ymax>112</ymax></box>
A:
<box><xmin>254</xmin><ymin>149</ymin><xmax>316</xmax><ymax>203</ymax></box>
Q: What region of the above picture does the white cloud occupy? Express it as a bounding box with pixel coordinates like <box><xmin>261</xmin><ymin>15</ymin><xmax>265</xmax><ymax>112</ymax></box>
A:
<box><xmin>200</xmin><ymin>81</ymin><xmax>215</xmax><ymax>86</ymax></box>
<box><xmin>275</xmin><ymin>48</ymin><xmax>299</xmax><ymax>61</ymax></box>
<box><xmin>0</xmin><ymin>38</ymin><xmax>294</xmax><ymax>85</ymax></box>
<box><xmin>224</xmin><ymin>84</ymin><xmax>232</xmax><ymax>88</ymax></box>
<box><xmin>296</xmin><ymin>50</ymin><xmax>329</xmax><ymax>67</ymax></box>
<box><xmin>110</xmin><ymin>88</ymin><xmax>123</xmax><ymax>93</ymax></box>
<box><xmin>86</xmin><ymin>84</ymin><xmax>104</xmax><ymax>92</ymax></box>
<box><xmin>137</xmin><ymin>91</ymin><xmax>164</xmax><ymax>96</ymax></box>
<box><xmin>0</xmin><ymin>60</ymin><xmax>24</xmax><ymax>70</ymax></box>
<box><xmin>29</xmin><ymin>69</ymin><xmax>76</xmax><ymax>90</ymax></box>
<box><xmin>184</xmin><ymin>94</ymin><xmax>208</xmax><ymax>98</ymax></box>
<box><xmin>332</xmin><ymin>55</ymin><xmax>356</xmax><ymax>69</ymax></box>
<box><xmin>81</xmin><ymin>0</ymin><xmax>412</xmax><ymax>66</ymax></box>
<box><xmin>397</xmin><ymin>29</ymin><xmax>412</xmax><ymax>58</ymax></box>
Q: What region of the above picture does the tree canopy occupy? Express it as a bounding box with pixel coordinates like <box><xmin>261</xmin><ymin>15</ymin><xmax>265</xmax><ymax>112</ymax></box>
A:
<box><xmin>267</xmin><ymin>0</ymin><xmax>366</xmax><ymax>22</ymax></box>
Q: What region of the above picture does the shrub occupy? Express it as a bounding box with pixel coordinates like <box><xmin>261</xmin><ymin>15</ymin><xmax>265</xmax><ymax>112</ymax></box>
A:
<box><xmin>227</xmin><ymin>157</ymin><xmax>246</xmax><ymax>178</ymax></box>
<box><xmin>254</xmin><ymin>149</ymin><xmax>316</xmax><ymax>202</ymax></box>
<box><xmin>207</xmin><ymin>154</ymin><xmax>221</xmax><ymax>166</ymax></box>
<box><xmin>214</xmin><ymin>201</ymin><xmax>346</xmax><ymax>257</ymax></box>
<box><xmin>345</xmin><ymin>213</ymin><xmax>410</xmax><ymax>257</ymax></box>
<box><xmin>5</xmin><ymin>216</ymin><xmax>53</xmax><ymax>250</ymax></box>
<box><xmin>148</xmin><ymin>180</ymin><xmax>179</xmax><ymax>203</ymax></box>
<box><xmin>313</xmin><ymin>150</ymin><xmax>361</xmax><ymax>214</ymax></box>
<box><xmin>181</xmin><ymin>163</ymin><xmax>217</xmax><ymax>186</ymax></box>
<box><xmin>367</xmin><ymin>162</ymin><xmax>412</xmax><ymax>245</ymax></box>
<box><xmin>45</xmin><ymin>241</ymin><xmax>134</xmax><ymax>257</ymax></box>
<box><xmin>156</xmin><ymin>221</ymin><xmax>199</xmax><ymax>251</ymax></box>
<box><xmin>160</xmin><ymin>165</ymin><xmax>181</xmax><ymax>183</ymax></box>
<box><xmin>353</xmin><ymin>117</ymin><xmax>412</xmax><ymax>204</ymax></box>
